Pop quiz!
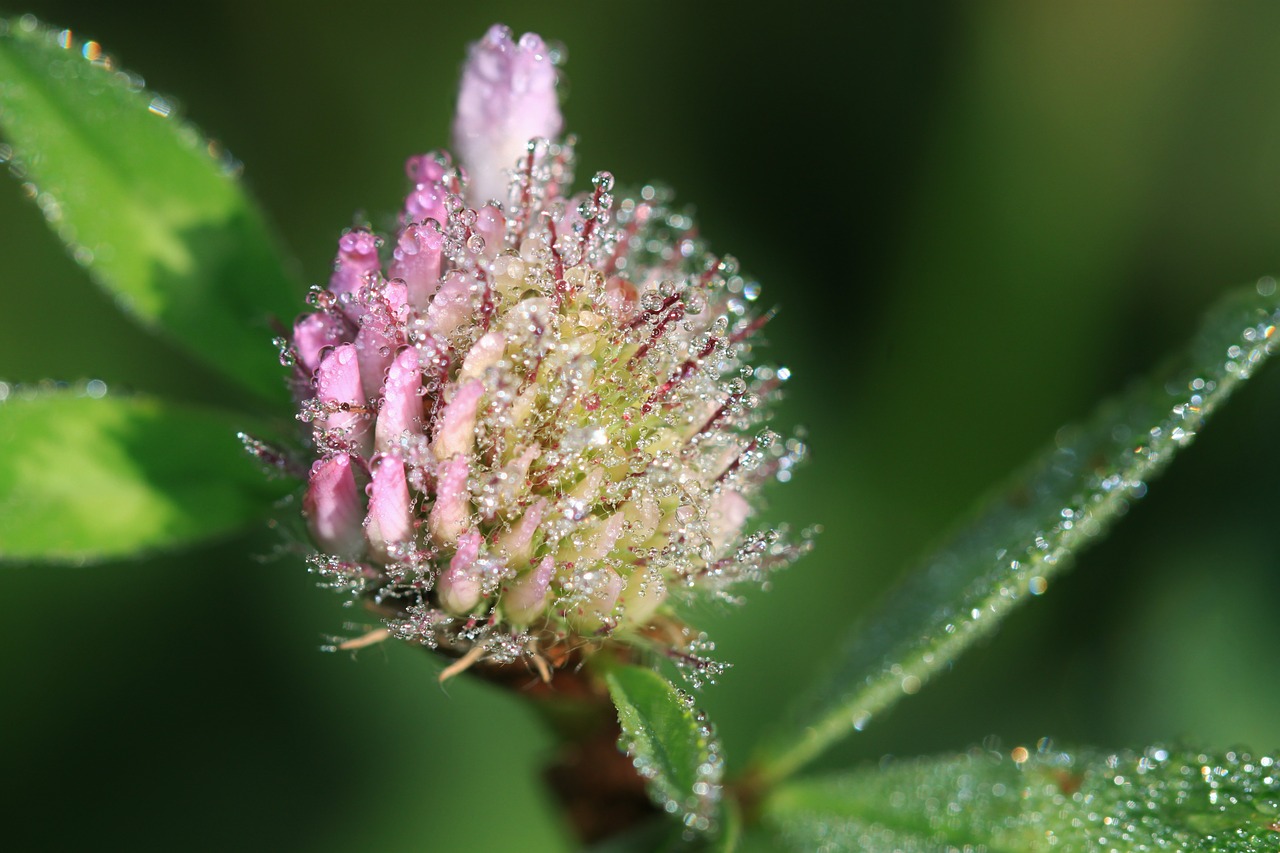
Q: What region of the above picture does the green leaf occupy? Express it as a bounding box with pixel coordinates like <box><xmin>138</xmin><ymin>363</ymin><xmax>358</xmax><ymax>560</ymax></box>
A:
<box><xmin>0</xmin><ymin>387</ymin><xmax>293</xmax><ymax>563</ymax></box>
<box><xmin>0</xmin><ymin>17</ymin><xmax>300</xmax><ymax>405</ymax></box>
<box><xmin>750</xmin><ymin>281</ymin><xmax>1280</xmax><ymax>785</ymax></box>
<box><xmin>579</xmin><ymin>801</ymin><xmax>741</xmax><ymax>853</ymax></box>
<box><xmin>763</xmin><ymin>745</ymin><xmax>1280</xmax><ymax>852</ymax></box>
<box><xmin>605</xmin><ymin>664</ymin><xmax>725</xmax><ymax>838</ymax></box>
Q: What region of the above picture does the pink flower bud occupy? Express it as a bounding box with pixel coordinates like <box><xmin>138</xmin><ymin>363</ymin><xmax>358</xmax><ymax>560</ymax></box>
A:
<box><xmin>329</xmin><ymin>229</ymin><xmax>381</xmax><ymax>301</ymax></box>
<box><xmin>353</xmin><ymin>280</ymin><xmax>408</xmax><ymax>398</ymax></box>
<box><xmin>453</xmin><ymin>24</ymin><xmax>562</xmax><ymax>206</ymax></box>
<box><xmin>495</xmin><ymin>497</ymin><xmax>546</xmax><ymax>566</ymax></box>
<box><xmin>293</xmin><ymin>311</ymin><xmax>349</xmax><ymax>376</ymax></box>
<box><xmin>437</xmin><ymin>529</ymin><xmax>484</xmax><ymax>615</ymax></box>
<box><xmin>316</xmin><ymin>344</ymin><xmax>370</xmax><ymax>457</ymax></box>
<box><xmin>365</xmin><ymin>455</ymin><xmax>413</xmax><ymax>559</ymax></box>
<box><xmin>284</xmin><ymin>25</ymin><xmax>811</xmax><ymax>673</ymax></box>
<box><xmin>565</xmin><ymin>566</ymin><xmax>624</xmax><ymax>633</ymax></box>
<box><xmin>303</xmin><ymin>454</ymin><xmax>365</xmax><ymax>559</ymax></box>
<box><xmin>406</xmin><ymin>152</ymin><xmax>449</xmax><ymax>185</ymax></box>
<box><xmin>389</xmin><ymin>220</ymin><xmax>445</xmax><ymax>310</ymax></box>
<box><xmin>433</xmin><ymin>379</ymin><xmax>484</xmax><ymax>460</ymax></box>
<box><xmin>459</xmin><ymin>331</ymin><xmax>506</xmax><ymax>381</ymax></box>
<box><xmin>567</xmin><ymin>512</ymin><xmax>624</xmax><ymax>561</ymax></box>
<box><xmin>428</xmin><ymin>454</ymin><xmax>471</xmax><ymax>546</ymax></box>
<box><xmin>425</xmin><ymin>271</ymin><xmax>474</xmax><ymax>337</ymax></box>
<box><xmin>502</xmin><ymin>555</ymin><xmax>554</xmax><ymax>626</ymax></box>
<box><xmin>475</xmin><ymin>203</ymin><xmax>506</xmax><ymax>251</ymax></box>
<box><xmin>709</xmin><ymin>489</ymin><xmax>750</xmax><ymax>549</ymax></box>
<box><xmin>376</xmin><ymin>348</ymin><xmax>424</xmax><ymax>451</ymax></box>
<box><xmin>403</xmin><ymin>177</ymin><xmax>447</xmax><ymax>226</ymax></box>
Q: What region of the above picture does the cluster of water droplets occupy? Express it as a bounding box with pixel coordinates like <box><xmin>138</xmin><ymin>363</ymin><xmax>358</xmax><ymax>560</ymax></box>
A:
<box><xmin>773</xmin><ymin>741</ymin><xmax>1280</xmax><ymax>852</ymax></box>
<box><xmin>285</xmin><ymin>131</ymin><xmax>812</xmax><ymax>676</ymax></box>
<box><xmin>0</xmin><ymin>377</ymin><xmax>108</xmax><ymax>403</ymax></box>
<box><xmin>622</xmin><ymin>685</ymin><xmax>724</xmax><ymax>838</ymax></box>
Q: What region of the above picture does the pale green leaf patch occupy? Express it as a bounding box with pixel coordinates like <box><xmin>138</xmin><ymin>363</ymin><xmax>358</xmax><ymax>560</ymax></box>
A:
<box><xmin>0</xmin><ymin>388</ymin><xmax>293</xmax><ymax>563</ymax></box>
<box><xmin>0</xmin><ymin>17</ymin><xmax>301</xmax><ymax>405</ymax></box>
<box><xmin>765</xmin><ymin>745</ymin><xmax>1280</xmax><ymax>852</ymax></box>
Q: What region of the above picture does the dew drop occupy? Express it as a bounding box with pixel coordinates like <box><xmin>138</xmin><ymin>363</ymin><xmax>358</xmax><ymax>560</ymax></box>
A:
<box><xmin>147</xmin><ymin>95</ymin><xmax>173</xmax><ymax>118</ymax></box>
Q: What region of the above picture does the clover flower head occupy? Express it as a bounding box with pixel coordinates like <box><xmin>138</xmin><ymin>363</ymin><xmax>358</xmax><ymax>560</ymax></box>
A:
<box><xmin>285</xmin><ymin>24</ymin><xmax>811</xmax><ymax>679</ymax></box>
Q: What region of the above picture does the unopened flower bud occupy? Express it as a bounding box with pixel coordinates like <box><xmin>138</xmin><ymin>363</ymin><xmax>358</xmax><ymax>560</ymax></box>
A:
<box><xmin>453</xmin><ymin>24</ymin><xmax>562</xmax><ymax>206</ymax></box>
<box><xmin>376</xmin><ymin>348</ymin><xmax>424</xmax><ymax>451</ymax></box>
<box><xmin>315</xmin><ymin>344</ymin><xmax>370</xmax><ymax>457</ymax></box>
<box><xmin>329</xmin><ymin>229</ymin><xmax>381</xmax><ymax>301</ymax></box>
<box><xmin>496</xmin><ymin>497</ymin><xmax>546</xmax><ymax>567</ymax></box>
<box><xmin>438</xmin><ymin>529</ymin><xmax>484</xmax><ymax>615</ymax></box>
<box><xmin>433</xmin><ymin>379</ymin><xmax>483</xmax><ymax>460</ymax></box>
<box><xmin>304</xmin><ymin>454</ymin><xmax>364</xmax><ymax>560</ymax></box>
<box><xmin>503</xmin><ymin>555</ymin><xmax>555</xmax><ymax>626</ymax></box>
<box><xmin>293</xmin><ymin>311</ymin><xmax>348</xmax><ymax>376</ymax></box>
<box><xmin>564</xmin><ymin>566</ymin><xmax>624</xmax><ymax>633</ymax></box>
<box><xmin>428</xmin><ymin>454</ymin><xmax>471</xmax><ymax>546</ymax></box>
<box><xmin>365</xmin><ymin>455</ymin><xmax>412</xmax><ymax>559</ymax></box>
<box><xmin>353</xmin><ymin>280</ymin><xmax>408</xmax><ymax>398</ymax></box>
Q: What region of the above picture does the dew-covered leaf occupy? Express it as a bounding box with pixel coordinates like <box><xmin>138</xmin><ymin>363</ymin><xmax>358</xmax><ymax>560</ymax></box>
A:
<box><xmin>751</xmin><ymin>281</ymin><xmax>1280</xmax><ymax>784</ymax></box>
<box><xmin>0</xmin><ymin>17</ymin><xmax>300</xmax><ymax>405</ymax></box>
<box><xmin>578</xmin><ymin>801</ymin><xmax>742</xmax><ymax>853</ymax></box>
<box><xmin>605</xmin><ymin>664</ymin><xmax>725</xmax><ymax>838</ymax></box>
<box><xmin>763</xmin><ymin>744</ymin><xmax>1280</xmax><ymax>853</ymax></box>
<box><xmin>0</xmin><ymin>387</ymin><xmax>293</xmax><ymax>563</ymax></box>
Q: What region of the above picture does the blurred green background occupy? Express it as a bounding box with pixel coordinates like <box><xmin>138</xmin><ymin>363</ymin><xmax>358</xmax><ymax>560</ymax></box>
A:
<box><xmin>4</xmin><ymin>1</ymin><xmax>1280</xmax><ymax>850</ymax></box>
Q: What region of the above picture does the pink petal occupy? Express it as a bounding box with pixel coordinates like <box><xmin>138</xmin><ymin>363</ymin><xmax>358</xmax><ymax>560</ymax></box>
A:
<box><xmin>503</xmin><ymin>443</ymin><xmax>541</xmax><ymax>486</ymax></box>
<box><xmin>329</xmin><ymin>229</ymin><xmax>381</xmax><ymax>301</ymax></box>
<box><xmin>428</xmin><ymin>454</ymin><xmax>472</xmax><ymax>546</ymax></box>
<box><xmin>376</xmin><ymin>348</ymin><xmax>424</xmax><ymax>451</ymax></box>
<box><xmin>581</xmin><ymin>512</ymin><xmax>626</xmax><ymax>560</ymax></box>
<box><xmin>317</xmin><ymin>344</ymin><xmax>364</xmax><ymax>407</ymax></box>
<box><xmin>495</xmin><ymin>497</ymin><xmax>546</xmax><ymax>566</ymax></box>
<box><xmin>452</xmin><ymin>24</ymin><xmax>563</xmax><ymax>206</ymax></box>
<box><xmin>425</xmin><ymin>272</ymin><xmax>475</xmax><ymax>337</ymax></box>
<box><xmin>354</xmin><ymin>280</ymin><xmax>408</xmax><ymax>398</ymax></box>
<box><xmin>433</xmin><ymin>378</ymin><xmax>484</xmax><ymax>460</ymax></box>
<box><xmin>502</xmin><ymin>555</ymin><xmax>554</xmax><ymax>625</ymax></box>
<box><xmin>475</xmin><ymin>203</ymin><xmax>507</xmax><ymax>254</ymax></box>
<box><xmin>365</xmin><ymin>455</ymin><xmax>412</xmax><ymax>558</ymax></box>
<box><xmin>403</xmin><ymin>177</ymin><xmax>448</xmax><ymax>226</ymax></box>
<box><xmin>292</xmin><ymin>311</ymin><xmax>350</xmax><ymax>376</ymax></box>
<box><xmin>406</xmin><ymin>152</ymin><xmax>449</xmax><ymax>185</ymax></box>
<box><xmin>316</xmin><ymin>344</ymin><xmax>370</xmax><ymax>455</ymax></box>
<box><xmin>389</xmin><ymin>220</ymin><xmax>445</xmax><ymax>310</ymax></box>
<box><xmin>459</xmin><ymin>331</ymin><xmax>507</xmax><ymax>381</ymax></box>
<box><xmin>303</xmin><ymin>454</ymin><xmax>365</xmax><ymax>559</ymax></box>
<box><xmin>437</xmin><ymin>529</ymin><xmax>484</xmax><ymax>614</ymax></box>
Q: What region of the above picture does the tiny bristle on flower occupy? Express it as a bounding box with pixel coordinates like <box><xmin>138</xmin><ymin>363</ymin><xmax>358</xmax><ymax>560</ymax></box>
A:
<box><xmin>288</xmin><ymin>24</ymin><xmax>813</xmax><ymax>677</ymax></box>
